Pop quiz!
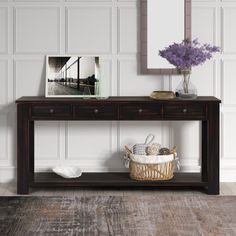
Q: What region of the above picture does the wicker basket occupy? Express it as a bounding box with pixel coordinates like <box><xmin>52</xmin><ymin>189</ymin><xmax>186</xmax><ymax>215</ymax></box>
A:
<box><xmin>129</xmin><ymin>159</ymin><xmax>175</xmax><ymax>181</ymax></box>
<box><xmin>124</xmin><ymin>145</ymin><xmax>177</xmax><ymax>181</ymax></box>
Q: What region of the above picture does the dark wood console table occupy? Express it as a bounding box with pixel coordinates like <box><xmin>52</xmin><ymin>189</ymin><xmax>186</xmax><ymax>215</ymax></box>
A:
<box><xmin>16</xmin><ymin>96</ymin><xmax>221</xmax><ymax>195</ymax></box>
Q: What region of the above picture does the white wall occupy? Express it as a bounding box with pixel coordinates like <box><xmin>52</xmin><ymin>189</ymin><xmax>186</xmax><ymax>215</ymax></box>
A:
<box><xmin>0</xmin><ymin>0</ymin><xmax>235</xmax><ymax>182</ymax></box>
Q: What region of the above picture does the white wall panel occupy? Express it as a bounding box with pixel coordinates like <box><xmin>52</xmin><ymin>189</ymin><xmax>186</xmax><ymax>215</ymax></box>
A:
<box><xmin>66</xmin><ymin>121</ymin><xmax>113</xmax><ymax>170</ymax></box>
<box><xmin>118</xmin><ymin>59</ymin><xmax>162</xmax><ymax>96</ymax></box>
<box><xmin>0</xmin><ymin>60</ymin><xmax>8</xmax><ymax>106</ymax></box>
<box><xmin>192</xmin><ymin>7</ymin><xmax>216</xmax><ymax>44</ymax></box>
<box><xmin>191</xmin><ymin>61</ymin><xmax>216</xmax><ymax>96</ymax></box>
<box><xmin>222</xmin><ymin>60</ymin><xmax>236</xmax><ymax>104</ymax></box>
<box><xmin>193</xmin><ymin>0</ymin><xmax>215</xmax><ymax>2</ymax></box>
<box><xmin>170</xmin><ymin>121</ymin><xmax>200</xmax><ymax>161</ymax></box>
<box><xmin>14</xmin><ymin>7</ymin><xmax>60</xmax><ymax>54</ymax></box>
<box><xmin>66</xmin><ymin>0</ymin><xmax>111</xmax><ymax>1</ymax></box>
<box><xmin>118</xmin><ymin>7</ymin><xmax>137</xmax><ymax>54</ymax></box>
<box><xmin>0</xmin><ymin>0</ymin><xmax>236</xmax><ymax>181</ymax></box>
<box><xmin>0</xmin><ymin>115</ymin><xmax>7</xmax><ymax>160</ymax></box>
<box><xmin>66</xmin><ymin>7</ymin><xmax>112</xmax><ymax>54</ymax></box>
<box><xmin>118</xmin><ymin>0</ymin><xmax>137</xmax><ymax>2</ymax></box>
<box><xmin>222</xmin><ymin>113</ymin><xmax>236</xmax><ymax>159</ymax></box>
<box><xmin>14</xmin><ymin>0</ymin><xmax>59</xmax><ymax>2</ymax></box>
<box><xmin>0</xmin><ymin>8</ymin><xmax>8</xmax><ymax>54</ymax></box>
<box><xmin>35</xmin><ymin>122</ymin><xmax>61</xmax><ymax>160</ymax></box>
<box><xmin>14</xmin><ymin>59</ymin><xmax>45</xmax><ymax>99</ymax></box>
<box><xmin>222</xmin><ymin>7</ymin><xmax>236</xmax><ymax>54</ymax></box>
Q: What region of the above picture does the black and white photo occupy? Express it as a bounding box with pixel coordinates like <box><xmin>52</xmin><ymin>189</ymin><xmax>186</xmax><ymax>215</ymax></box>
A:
<box><xmin>46</xmin><ymin>56</ymin><xmax>100</xmax><ymax>97</ymax></box>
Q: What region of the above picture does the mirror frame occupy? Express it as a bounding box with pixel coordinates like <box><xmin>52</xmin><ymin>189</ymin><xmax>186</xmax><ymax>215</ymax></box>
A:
<box><xmin>141</xmin><ymin>0</ymin><xmax>192</xmax><ymax>75</ymax></box>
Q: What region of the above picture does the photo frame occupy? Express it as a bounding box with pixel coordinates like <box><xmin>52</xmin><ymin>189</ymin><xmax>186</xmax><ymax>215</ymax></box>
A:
<box><xmin>46</xmin><ymin>55</ymin><xmax>100</xmax><ymax>97</ymax></box>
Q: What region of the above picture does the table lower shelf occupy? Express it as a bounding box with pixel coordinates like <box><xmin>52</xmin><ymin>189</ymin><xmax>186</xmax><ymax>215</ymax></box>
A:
<box><xmin>31</xmin><ymin>172</ymin><xmax>208</xmax><ymax>188</ymax></box>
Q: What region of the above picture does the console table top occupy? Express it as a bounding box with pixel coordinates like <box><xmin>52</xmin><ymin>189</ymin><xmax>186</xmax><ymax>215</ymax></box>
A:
<box><xmin>16</xmin><ymin>96</ymin><xmax>221</xmax><ymax>103</ymax></box>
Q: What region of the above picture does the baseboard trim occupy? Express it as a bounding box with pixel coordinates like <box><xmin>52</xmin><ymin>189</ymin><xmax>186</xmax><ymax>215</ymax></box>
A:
<box><xmin>0</xmin><ymin>167</ymin><xmax>16</xmax><ymax>183</ymax></box>
<box><xmin>220</xmin><ymin>167</ymin><xmax>236</xmax><ymax>182</ymax></box>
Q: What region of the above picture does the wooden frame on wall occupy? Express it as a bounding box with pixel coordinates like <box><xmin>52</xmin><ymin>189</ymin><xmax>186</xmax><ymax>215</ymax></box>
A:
<box><xmin>140</xmin><ymin>0</ymin><xmax>192</xmax><ymax>75</ymax></box>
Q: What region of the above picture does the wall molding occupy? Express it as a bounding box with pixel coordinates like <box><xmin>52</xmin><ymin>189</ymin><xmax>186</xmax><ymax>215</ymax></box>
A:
<box><xmin>0</xmin><ymin>7</ymin><xmax>8</xmax><ymax>54</ymax></box>
<box><xmin>0</xmin><ymin>0</ymin><xmax>236</xmax><ymax>183</ymax></box>
<box><xmin>117</xmin><ymin>5</ymin><xmax>137</xmax><ymax>55</ymax></box>
<box><xmin>0</xmin><ymin>114</ymin><xmax>8</xmax><ymax>161</ymax></box>
<box><xmin>13</xmin><ymin>6</ymin><xmax>60</xmax><ymax>54</ymax></box>
<box><xmin>0</xmin><ymin>167</ymin><xmax>16</xmax><ymax>184</ymax></box>
<box><xmin>221</xmin><ymin>6</ymin><xmax>236</xmax><ymax>55</ymax></box>
<box><xmin>35</xmin><ymin>121</ymin><xmax>61</xmax><ymax>160</ymax></box>
<box><xmin>13</xmin><ymin>58</ymin><xmax>44</xmax><ymax>100</ymax></box>
<box><xmin>65</xmin><ymin>6</ymin><xmax>112</xmax><ymax>54</ymax></box>
<box><xmin>65</xmin><ymin>121</ymin><xmax>113</xmax><ymax>161</ymax></box>
<box><xmin>0</xmin><ymin>60</ymin><xmax>9</xmax><ymax>106</ymax></box>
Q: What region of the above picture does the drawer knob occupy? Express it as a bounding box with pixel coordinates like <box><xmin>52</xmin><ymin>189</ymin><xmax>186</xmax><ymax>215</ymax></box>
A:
<box><xmin>138</xmin><ymin>109</ymin><xmax>143</xmax><ymax>114</ymax></box>
<box><xmin>182</xmin><ymin>108</ymin><xmax>188</xmax><ymax>113</ymax></box>
<box><xmin>49</xmin><ymin>109</ymin><xmax>54</xmax><ymax>114</ymax></box>
<box><xmin>94</xmin><ymin>109</ymin><xmax>99</xmax><ymax>114</ymax></box>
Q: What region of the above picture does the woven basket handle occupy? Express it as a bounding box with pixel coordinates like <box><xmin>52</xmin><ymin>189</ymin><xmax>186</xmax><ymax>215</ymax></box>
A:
<box><xmin>171</xmin><ymin>146</ymin><xmax>177</xmax><ymax>159</ymax></box>
<box><xmin>124</xmin><ymin>145</ymin><xmax>132</xmax><ymax>156</ymax></box>
<box><xmin>144</xmin><ymin>134</ymin><xmax>155</xmax><ymax>145</ymax></box>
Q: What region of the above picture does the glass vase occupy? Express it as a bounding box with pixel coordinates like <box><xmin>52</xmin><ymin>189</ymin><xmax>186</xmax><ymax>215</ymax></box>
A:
<box><xmin>176</xmin><ymin>70</ymin><xmax>197</xmax><ymax>100</ymax></box>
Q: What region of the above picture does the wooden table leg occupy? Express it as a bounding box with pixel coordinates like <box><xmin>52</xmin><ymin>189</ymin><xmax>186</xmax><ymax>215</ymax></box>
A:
<box><xmin>29</xmin><ymin>121</ymin><xmax>34</xmax><ymax>183</ymax></box>
<box><xmin>17</xmin><ymin>104</ymin><xmax>30</xmax><ymax>194</ymax></box>
<box><xmin>206</xmin><ymin>104</ymin><xmax>220</xmax><ymax>195</ymax></box>
<box><xmin>201</xmin><ymin>120</ymin><xmax>208</xmax><ymax>183</ymax></box>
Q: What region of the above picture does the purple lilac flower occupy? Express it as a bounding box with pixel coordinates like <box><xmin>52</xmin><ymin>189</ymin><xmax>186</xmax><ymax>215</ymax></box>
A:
<box><xmin>159</xmin><ymin>39</ymin><xmax>220</xmax><ymax>70</ymax></box>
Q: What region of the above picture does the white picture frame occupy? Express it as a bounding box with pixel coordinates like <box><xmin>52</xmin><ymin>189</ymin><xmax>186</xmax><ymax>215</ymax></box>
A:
<box><xmin>45</xmin><ymin>55</ymin><xmax>100</xmax><ymax>98</ymax></box>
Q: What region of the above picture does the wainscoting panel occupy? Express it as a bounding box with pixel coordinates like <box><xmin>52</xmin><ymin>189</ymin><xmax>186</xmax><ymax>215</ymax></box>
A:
<box><xmin>221</xmin><ymin>59</ymin><xmax>236</xmax><ymax>105</ymax></box>
<box><xmin>0</xmin><ymin>0</ymin><xmax>236</xmax><ymax>182</ymax></box>
<box><xmin>14</xmin><ymin>59</ymin><xmax>45</xmax><ymax>99</ymax></box>
<box><xmin>0</xmin><ymin>115</ymin><xmax>7</xmax><ymax>160</ymax></box>
<box><xmin>66</xmin><ymin>7</ymin><xmax>112</xmax><ymax>54</ymax></box>
<box><xmin>117</xmin><ymin>6</ymin><xmax>138</xmax><ymax>54</ymax></box>
<box><xmin>192</xmin><ymin>6</ymin><xmax>216</xmax><ymax>44</ymax></box>
<box><xmin>35</xmin><ymin>121</ymin><xmax>61</xmax><ymax>160</ymax></box>
<box><xmin>65</xmin><ymin>121</ymin><xmax>115</xmax><ymax>171</ymax></box>
<box><xmin>0</xmin><ymin>60</ymin><xmax>8</xmax><ymax>106</ymax></box>
<box><xmin>221</xmin><ymin>112</ymin><xmax>236</xmax><ymax>160</ymax></box>
<box><xmin>0</xmin><ymin>7</ymin><xmax>8</xmax><ymax>54</ymax></box>
<box><xmin>118</xmin><ymin>58</ymin><xmax>163</xmax><ymax>96</ymax></box>
<box><xmin>221</xmin><ymin>7</ymin><xmax>236</xmax><ymax>54</ymax></box>
<box><xmin>170</xmin><ymin>121</ymin><xmax>200</xmax><ymax>161</ymax></box>
<box><xmin>14</xmin><ymin>7</ymin><xmax>60</xmax><ymax>54</ymax></box>
<box><xmin>14</xmin><ymin>0</ymin><xmax>60</xmax><ymax>2</ymax></box>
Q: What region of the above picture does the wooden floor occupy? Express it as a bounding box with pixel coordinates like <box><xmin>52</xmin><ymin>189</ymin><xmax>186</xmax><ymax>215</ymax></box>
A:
<box><xmin>0</xmin><ymin>183</ymin><xmax>236</xmax><ymax>196</ymax></box>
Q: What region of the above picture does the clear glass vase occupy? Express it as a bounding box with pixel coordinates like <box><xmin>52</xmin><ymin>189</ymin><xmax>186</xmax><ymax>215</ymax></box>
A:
<box><xmin>176</xmin><ymin>70</ymin><xmax>197</xmax><ymax>100</ymax></box>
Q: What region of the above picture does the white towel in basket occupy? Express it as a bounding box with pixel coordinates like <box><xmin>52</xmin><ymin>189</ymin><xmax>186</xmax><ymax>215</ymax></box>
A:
<box><xmin>129</xmin><ymin>153</ymin><xmax>174</xmax><ymax>164</ymax></box>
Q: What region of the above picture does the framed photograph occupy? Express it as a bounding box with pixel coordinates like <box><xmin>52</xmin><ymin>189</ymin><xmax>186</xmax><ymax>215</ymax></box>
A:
<box><xmin>46</xmin><ymin>55</ymin><xmax>100</xmax><ymax>97</ymax></box>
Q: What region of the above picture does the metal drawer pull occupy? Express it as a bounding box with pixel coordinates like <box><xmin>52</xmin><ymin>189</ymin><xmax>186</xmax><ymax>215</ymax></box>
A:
<box><xmin>94</xmin><ymin>109</ymin><xmax>99</xmax><ymax>114</ymax></box>
<box><xmin>182</xmin><ymin>108</ymin><xmax>188</xmax><ymax>113</ymax></box>
<box><xmin>49</xmin><ymin>109</ymin><xmax>54</xmax><ymax>114</ymax></box>
<box><xmin>138</xmin><ymin>109</ymin><xmax>143</xmax><ymax>114</ymax></box>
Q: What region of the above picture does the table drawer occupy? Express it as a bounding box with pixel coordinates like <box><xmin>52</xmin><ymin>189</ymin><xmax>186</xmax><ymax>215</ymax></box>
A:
<box><xmin>31</xmin><ymin>105</ymin><xmax>72</xmax><ymax>119</ymax></box>
<box><xmin>75</xmin><ymin>104</ymin><xmax>117</xmax><ymax>120</ymax></box>
<box><xmin>164</xmin><ymin>104</ymin><xmax>206</xmax><ymax>119</ymax></box>
<box><xmin>119</xmin><ymin>104</ymin><xmax>162</xmax><ymax>120</ymax></box>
